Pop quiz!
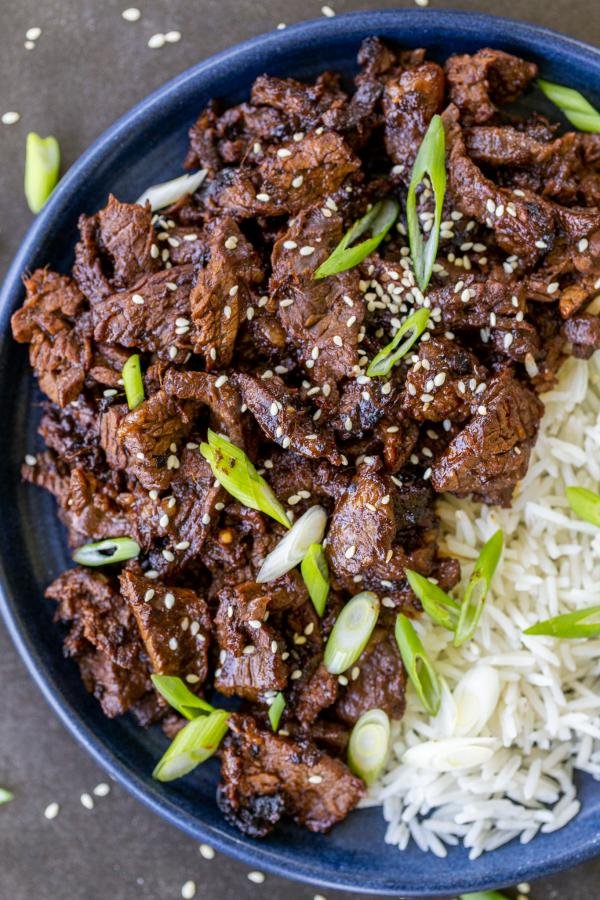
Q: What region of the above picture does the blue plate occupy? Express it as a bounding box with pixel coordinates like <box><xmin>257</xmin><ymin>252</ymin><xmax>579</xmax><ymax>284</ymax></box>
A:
<box><xmin>1</xmin><ymin>10</ymin><xmax>600</xmax><ymax>895</ymax></box>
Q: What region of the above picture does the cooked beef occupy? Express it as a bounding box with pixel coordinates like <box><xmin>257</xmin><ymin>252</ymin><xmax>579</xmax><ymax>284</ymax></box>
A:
<box><xmin>218</xmin><ymin>713</ymin><xmax>364</xmax><ymax>836</ymax></box>
<box><xmin>12</xmin><ymin>38</ymin><xmax>600</xmax><ymax>842</ymax></box>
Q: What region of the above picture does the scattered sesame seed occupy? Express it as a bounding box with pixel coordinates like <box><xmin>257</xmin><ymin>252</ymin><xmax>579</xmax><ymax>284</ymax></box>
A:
<box><xmin>201</xmin><ymin>513</ymin><xmax>211</xmax><ymax>525</ymax></box>
<box><xmin>224</xmin><ymin>235</ymin><xmax>238</xmax><ymax>250</ymax></box>
<box><xmin>168</xmin><ymin>637</ymin><xmax>178</xmax><ymax>651</ymax></box>
<box><xmin>181</xmin><ymin>881</ymin><xmax>196</xmax><ymax>899</ymax></box>
<box><xmin>276</xmin><ymin>22</ymin><xmax>286</xmax><ymax>30</ymax></box>
<box><xmin>148</xmin><ymin>33</ymin><xmax>166</xmax><ymax>49</ymax></box>
<box><xmin>26</xmin><ymin>26</ymin><xmax>42</xmax><ymax>40</ymax></box>
<box><xmin>164</xmin><ymin>592</ymin><xmax>175</xmax><ymax>609</ymax></box>
<box><xmin>80</xmin><ymin>793</ymin><xmax>94</xmax><ymax>810</ymax></box>
<box><xmin>291</xmin><ymin>175</ymin><xmax>304</xmax><ymax>188</ymax></box>
<box><xmin>256</xmin><ymin>192</ymin><xmax>270</xmax><ymax>202</ymax></box>
<box><xmin>144</xmin><ymin>589</ymin><xmax>155</xmax><ymax>603</ymax></box>
<box><xmin>338</xmin><ymin>674</ymin><xmax>349</xmax><ymax>686</ymax></box>
<box><xmin>345</xmin><ymin>545</ymin><xmax>356</xmax><ymax>559</ymax></box>
<box><xmin>577</xmin><ymin>238</ymin><xmax>589</xmax><ymax>253</ymax></box>
<box><xmin>299</xmin><ymin>245</ymin><xmax>315</xmax><ymax>256</ymax></box>
<box><xmin>198</xmin><ymin>842</ymin><xmax>215</xmax><ymax>859</ymax></box>
<box><xmin>215</xmin><ymin>374</ymin><xmax>228</xmax><ymax>388</ymax></box>
<box><xmin>321</xmin><ymin>4</ymin><xmax>335</xmax><ymax>15</ymax></box>
<box><xmin>121</xmin><ymin>7</ymin><xmax>141</xmax><ymax>22</ymax></box>
<box><xmin>159</xmin><ymin>514</ymin><xmax>169</xmax><ymax>528</ymax></box>
<box><xmin>24</xmin><ymin>453</ymin><xmax>37</xmax><ymax>466</ymax></box>
<box><xmin>164</xmin><ymin>31</ymin><xmax>181</xmax><ymax>43</ymax></box>
<box><xmin>162</xmin><ymin>550</ymin><xmax>175</xmax><ymax>562</ymax></box>
<box><xmin>44</xmin><ymin>802</ymin><xmax>60</xmax><ymax>820</ymax></box>
<box><xmin>547</xmin><ymin>281</ymin><xmax>560</xmax><ymax>295</ymax></box>
<box><xmin>2</xmin><ymin>111</ymin><xmax>20</xmax><ymax>125</ymax></box>
<box><xmin>291</xmin><ymin>669</ymin><xmax>302</xmax><ymax>680</ymax></box>
<box><xmin>517</xmin><ymin>884</ymin><xmax>531</xmax><ymax>894</ymax></box>
<box><xmin>333</xmin><ymin>335</ymin><xmax>343</xmax><ymax>347</ymax></box>
<box><xmin>247</xmin><ymin>871</ymin><xmax>266</xmax><ymax>884</ymax></box>
<box><xmin>93</xmin><ymin>783</ymin><xmax>110</xmax><ymax>797</ymax></box>
<box><xmin>414</xmin><ymin>0</ymin><xmax>429</xmax><ymax>6</ymax></box>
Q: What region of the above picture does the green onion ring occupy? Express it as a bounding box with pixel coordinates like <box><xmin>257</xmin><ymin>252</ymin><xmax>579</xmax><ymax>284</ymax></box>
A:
<box><xmin>73</xmin><ymin>536</ymin><xmax>140</xmax><ymax>567</ymax></box>
<box><xmin>394</xmin><ymin>614</ymin><xmax>442</xmax><ymax>716</ymax></box>
<box><xmin>314</xmin><ymin>198</ymin><xmax>399</xmax><ymax>279</ymax></box>
<box><xmin>324</xmin><ymin>591</ymin><xmax>380</xmax><ymax>675</ymax></box>
<box><xmin>347</xmin><ymin>708</ymin><xmax>391</xmax><ymax>785</ymax></box>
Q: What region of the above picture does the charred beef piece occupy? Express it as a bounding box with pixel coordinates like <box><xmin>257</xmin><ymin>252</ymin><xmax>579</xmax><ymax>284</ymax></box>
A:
<box><xmin>46</xmin><ymin>568</ymin><xmax>151</xmax><ymax>717</ymax></box>
<box><xmin>74</xmin><ymin>195</ymin><xmax>159</xmax><ymax>303</ymax></box>
<box><xmin>163</xmin><ymin>368</ymin><xmax>246</xmax><ymax>447</ymax></box>
<box><xmin>383</xmin><ymin>62</ymin><xmax>445</xmax><ymax>170</ymax></box>
<box><xmin>564</xmin><ymin>313</ymin><xmax>600</xmax><ymax>359</ymax></box>
<box><xmin>445</xmin><ymin>48</ymin><xmax>537</xmax><ymax>124</ymax></box>
<box><xmin>218</xmin><ymin>713</ymin><xmax>365</xmax><ymax>836</ymax></box>
<box><xmin>12</xmin><ymin>269</ymin><xmax>92</xmax><ymax>407</ymax></box>
<box><xmin>335</xmin><ymin>628</ymin><xmax>406</xmax><ymax>725</ymax></box>
<box><xmin>189</xmin><ymin>216</ymin><xmax>263</xmax><ymax>370</ymax></box>
<box><xmin>402</xmin><ymin>337</ymin><xmax>489</xmax><ymax>422</ymax></box>
<box><xmin>431</xmin><ymin>368</ymin><xmax>543</xmax><ymax>504</ymax></box>
<box><xmin>120</xmin><ymin>570</ymin><xmax>211</xmax><ymax>685</ymax></box>
<box><xmin>287</xmin><ymin>657</ymin><xmax>339</xmax><ymax>726</ymax></box>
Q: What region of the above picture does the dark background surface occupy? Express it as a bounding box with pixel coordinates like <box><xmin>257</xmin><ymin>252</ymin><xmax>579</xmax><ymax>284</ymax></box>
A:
<box><xmin>1</xmin><ymin>1</ymin><xmax>599</xmax><ymax>898</ymax></box>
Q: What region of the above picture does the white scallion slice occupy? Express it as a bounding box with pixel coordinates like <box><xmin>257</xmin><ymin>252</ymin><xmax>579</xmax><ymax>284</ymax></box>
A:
<box><xmin>151</xmin><ymin>675</ymin><xmax>215</xmax><ymax>720</ymax></box>
<box><xmin>153</xmin><ymin>710</ymin><xmax>230</xmax><ymax>782</ymax></box>
<box><xmin>256</xmin><ymin>506</ymin><xmax>327</xmax><ymax>583</ymax></box>
<box><xmin>403</xmin><ymin>737</ymin><xmax>499</xmax><ymax>773</ymax></box>
<box><xmin>452</xmin><ymin>666</ymin><xmax>500</xmax><ymax>737</ymax></box>
<box><xmin>136</xmin><ymin>169</ymin><xmax>207</xmax><ymax>211</ymax></box>
<box><xmin>73</xmin><ymin>536</ymin><xmax>140</xmax><ymax>567</ymax></box>
<box><xmin>324</xmin><ymin>591</ymin><xmax>380</xmax><ymax>674</ymax></box>
<box><xmin>347</xmin><ymin>708</ymin><xmax>390</xmax><ymax>785</ymax></box>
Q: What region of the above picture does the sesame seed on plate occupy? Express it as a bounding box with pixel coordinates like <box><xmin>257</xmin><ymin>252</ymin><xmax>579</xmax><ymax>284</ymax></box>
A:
<box><xmin>121</xmin><ymin>7</ymin><xmax>141</xmax><ymax>21</ymax></box>
<box><xmin>2</xmin><ymin>111</ymin><xmax>20</xmax><ymax>125</ymax></box>
<box><xmin>93</xmin><ymin>783</ymin><xmax>110</xmax><ymax>797</ymax></box>
<box><xmin>247</xmin><ymin>871</ymin><xmax>266</xmax><ymax>884</ymax></box>
<box><xmin>321</xmin><ymin>5</ymin><xmax>335</xmax><ymax>15</ymax></box>
<box><xmin>24</xmin><ymin>454</ymin><xmax>37</xmax><ymax>466</ymax></box>
<box><xmin>80</xmin><ymin>793</ymin><xmax>94</xmax><ymax>810</ymax></box>
<box><xmin>147</xmin><ymin>33</ymin><xmax>165</xmax><ymax>49</ymax></box>
<box><xmin>181</xmin><ymin>882</ymin><xmax>196</xmax><ymax>899</ymax></box>
<box><xmin>164</xmin><ymin>31</ymin><xmax>181</xmax><ymax>43</ymax></box>
<box><xmin>26</xmin><ymin>26</ymin><xmax>42</xmax><ymax>40</ymax></box>
<box><xmin>44</xmin><ymin>802</ymin><xmax>60</xmax><ymax>820</ymax></box>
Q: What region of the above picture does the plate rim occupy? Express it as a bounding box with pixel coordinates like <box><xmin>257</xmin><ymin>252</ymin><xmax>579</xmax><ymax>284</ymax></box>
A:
<box><xmin>1</xmin><ymin>8</ymin><xmax>600</xmax><ymax>895</ymax></box>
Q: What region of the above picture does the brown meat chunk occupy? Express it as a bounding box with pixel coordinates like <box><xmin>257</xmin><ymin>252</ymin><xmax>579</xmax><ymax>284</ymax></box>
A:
<box><xmin>189</xmin><ymin>217</ymin><xmax>263</xmax><ymax>369</ymax></box>
<box><xmin>120</xmin><ymin>570</ymin><xmax>211</xmax><ymax>684</ymax></box>
<box><xmin>445</xmin><ymin>48</ymin><xmax>537</xmax><ymax>124</ymax></box>
<box><xmin>431</xmin><ymin>368</ymin><xmax>543</xmax><ymax>504</ymax></box>
<box><xmin>99</xmin><ymin>404</ymin><xmax>128</xmax><ymax>470</ymax></box>
<box><xmin>288</xmin><ymin>658</ymin><xmax>338</xmax><ymax>726</ymax></box>
<box><xmin>234</xmin><ymin>373</ymin><xmax>343</xmax><ymax>465</ymax></box>
<box><xmin>74</xmin><ymin>195</ymin><xmax>158</xmax><ymax>302</ymax></box>
<box><xmin>11</xmin><ymin>269</ymin><xmax>92</xmax><ymax>406</ymax></box>
<box><xmin>335</xmin><ymin>629</ymin><xmax>406</xmax><ymax>725</ymax></box>
<box><xmin>217</xmin><ymin>713</ymin><xmax>364</xmax><ymax>836</ymax></box>
<box><xmin>163</xmin><ymin>368</ymin><xmax>246</xmax><ymax>447</ymax></box>
<box><xmin>92</xmin><ymin>265</ymin><xmax>197</xmax><ymax>363</ymax></box>
<box><xmin>250</xmin><ymin>73</ymin><xmax>347</xmax><ymax>133</ymax></box>
<box><xmin>402</xmin><ymin>337</ymin><xmax>488</xmax><ymax>422</ymax></box>
<box><xmin>564</xmin><ymin>313</ymin><xmax>600</xmax><ymax>359</ymax></box>
<box><xmin>383</xmin><ymin>62</ymin><xmax>445</xmax><ymax>169</ymax></box>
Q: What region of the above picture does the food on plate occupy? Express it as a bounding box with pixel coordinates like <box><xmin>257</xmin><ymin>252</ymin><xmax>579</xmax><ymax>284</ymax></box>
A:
<box><xmin>11</xmin><ymin>37</ymin><xmax>600</xmax><ymax>850</ymax></box>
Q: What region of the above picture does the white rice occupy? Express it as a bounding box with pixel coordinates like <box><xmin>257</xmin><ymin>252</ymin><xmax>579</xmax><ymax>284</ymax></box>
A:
<box><xmin>367</xmin><ymin>354</ymin><xmax>600</xmax><ymax>859</ymax></box>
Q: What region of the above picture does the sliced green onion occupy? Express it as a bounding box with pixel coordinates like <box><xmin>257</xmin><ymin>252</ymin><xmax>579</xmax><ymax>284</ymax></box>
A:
<box><xmin>200</xmin><ymin>429</ymin><xmax>290</xmax><ymax>530</ymax></box>
<box><xmin>122</xmin><ymin>354</ymin><xmax>145</xmax><ymax>410</ymax></box>
<box><xmin>153</xmin><ymin>709</ymin><xmax>230</xmax><ymax>782</ymax></box>
<box><xmin>136</xmin><ymin>169</ymin><xmax>208</xmax><ymax>210</ymax></box>
<box><xmin>566</xmin><ymin>486</ymin><xmax>600</xmax><ymax>527</ymax></box>
<box><xmin>460</xmin><ymin>892</ymin><xmax>510</xmax><ymax>900</ymax></box>
<box><xmin>454</xmin><ymin>530</ymin><xmax>503</xmax><ymax>648</ymax></box>
<box><xmin>524</xmin><ymin>604</ymin><xmax>600</xmax><ymax>639</ymax></box>
<box><xmin>257</xmin><ymin>506</ymin><xmax>327</xmax><ymax>583</ymax></box>
<box><xmin>24</xmin><ymin>132</ymin><xmax>61</xmax><ymax>214</ymax></box>
<box><xmin>151</xmin><ymin>675</ymin><xmax>215</xmax><ymax>720</ymax></box>
<box><xmin>301</xmin><ymin>543</ymin><xmax>330</xmax><ymax>616</ymax></box>
<box><xmin>268</xmin><ymin>692</ymin><xmax>286</xmax><ymax>732</ymax></box>
<box><xmin>406</xmin><ymin>114</ymin><xmax>446</xmax><ymax>291</ymax></box>
<box><xmin>73</xmin><ymin>536</ymin><xmax>140</xmax><ymax>567</ymax></box>
<box><xmin>394</xmin><ymin>614</ymin><xmax>441</xmax><ymax>716</ymax></box>
<box><xmin>537</xmin><ymin>79</ymin><xmax>600</xmax><ymax>133</ymax></box>
<box><xmin>405</xmin><ymin>568</ymin><xmax>460</xmax><ymax>631</ymax></box>
<box><xmin>366</xmin><ymin>307</ymin><xmax>431</xmax><ymax>377</ymax></box>
<box><xmin>347</xmin><ymin>708</ymin><xmax>391</xmax><ymax>785</ymax></box>
<box><xmin>0</xmin><ymin>788</ymin><xmax>13</xmax><ymax>805</ymax></box>
<box><xmin>314</xmin><ymin>198</ymin><xmax>399</xmax><ymax>279</ymax></box>
<box><xmin>324</xmin><ymin>591</ymin><xmax>380</xmax><ymax>674</ymax></box>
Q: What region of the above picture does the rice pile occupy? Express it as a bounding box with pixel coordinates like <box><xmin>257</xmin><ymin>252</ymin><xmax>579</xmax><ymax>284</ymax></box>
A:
<box><xmin>367</xmin><ymin>353</ymin><xmax>600</xmax><ymax>859</ymax></box>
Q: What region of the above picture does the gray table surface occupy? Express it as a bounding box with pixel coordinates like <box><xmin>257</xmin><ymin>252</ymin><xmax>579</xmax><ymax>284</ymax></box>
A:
<box><xmin>1</xmin><ymin>1</ymin><xmax>599</xmax><ymax>898</ymax></box>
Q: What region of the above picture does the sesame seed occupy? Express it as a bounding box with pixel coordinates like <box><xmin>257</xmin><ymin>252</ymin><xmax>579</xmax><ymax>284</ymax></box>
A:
<box><xmin>321</xmin><ymin>4</ymin><xmax>335</xmax><ymax>15</ymax></box>
<box><xmin>162</xmin><ymin>550</ymin><xmax>175</xmax><ymax>562</ymax></box>
<box><xmin>224</xmin><ymin>235</ymin><xmax>238</xmax><ymax>250</ymax></box>
<box><xmin>2</xmin><ymin>111</ymin><xmax>20</xmax><ymax>125</ymax></box>
<box><xmin>209</xmin><ymin>348</ymin><xmax>217</xmax><ymax>360</ymax></box>
<box><xmin>299</xmin><ymin>245</ymin><xmax>315</xmax><ymax>256</ymax></box>
<box><xmin>434</xmin><ymin>372</ymin><xmax>446</xmax><ymax>386</ymax></box>
<box><xmin>26</xmin><ymin>26</ymin><xmax>42</xmax><ymax>40</ymax></box>
<box><xmin>256</xmin><ymin>192</ymin><xmax>270</xmax><ymax>202</ymax></box>
<box><xmin>291</xmin><ymin>175</ymin><xmax>304</xmax><ymax>188</ymax></box>
<box><xmin>504</xmin><ymin>333</ymin><xmax>514</xmax><ymax>349</ymax></box>
<box><xmin>164</xmin><ymin>592</ymin><xmax>175</xmax><ymax>609</ymax></box>
<box><xmin>279</xmin><ymin>297</ymin><xmax>294</xmax><ymax>308</ymax></box>
<box><xmin>181</xmin><ymin>881</ymin><xmax>196</xmax><ymax>899</ymax></box>
<box><xmin>223</xmin><ymin>305</ymin><xmax>232</xmax><ymax>319</ymax></box>
<box><xmin>290</xmin><ymin>669</ymin><xmax>302</xmax><ymax>680</ymax></box>
<box><xmin>277</xmin><ymin>147</ymin><xmax>292</xmax><ymax>158</ymax></box>
<box><xmin>246</xmin><ymin>306</ymin><xmax>255</xmax><ymax>320</ymax></box>
<box><xmin>80</xmin><ymin>793</ymin><xmax>94</xmax><ymax>810</ymax></box>
<box><xmin>423</xmin><ymin>467</ymin><xmax>432</xmax><ymax>480</ymax></box>
<box><xmin>159</xmin><ymin>513</ymin><xmax>169</xmax><ymax>528</ymax></box>
<box><xmin>345</xmin><ymin>545</ymin><xmax>356</xmax><ymax>559</ymax></box>
<box><xmin>534</xmin><ymin>239</ymin><xmax>548</xmax><ymax>249</ymax></box>
<box><xmin>578</xmin><ymin>238</ymin><xmax>589</xmax><ymax>253</ymax></box>
<box><xmin>44</xmin><ymin>802</ymin><xmax>60</xmax><ymax>820</ymax></box>
<box><xmin>293</xmin><ymin>131</ymin><xmax>304</xmax><ymax>142</ymax></box>
<box><xmin>547</xmin><ymin>282</ymin><xmax>560</xmax><ymax>295</ymax></box>
<box><xmin>144</xmin><ymin>589</ymin><xmax>155</xmax><ymax>602</ymax></box>
<box><xmin>338</xmin><ymin>675</ymin><xmax>349</xmax><ymax>686</ymax></box>
<box><xmin>283</xmin><ymin>240</ymin><xmax>298</xmax><ymax>250</ymax></box>
<box><xmin>247</xmin><ymin>872</ymin><xmax>266</xmax><ymax>885</ymax></box>
<box><xmin>93</xmin><ymin>782</ymin><xmax>110</xmax><ymax>797</ymax></box>
<box><xmin>485</xmin><ymin>199</ymin><xmax>496</xmax><ymax>214</ymax></box>
<box><xmin>164</xmin><ymin>31</ymin><xmax>181</xmax><ymax>43</ymax></box>
<box><xmin>24</xmin><ymin>453</ymin><xmax>37</xmax><ymax>466</ymax></box>
<box><xmin>122</xmin><ymin>7</ymin><xmax>141</xmax><ymax>22</ymax></box>
<box><xmin>333</xmin><ymin>335</ymin><xmax>343</xmax><ymax>347</ymax></box>
<box><xmin>201</xmin><ymin>513</ymin><xmax>211</xmax><ymax>525</ymax></box>
<box><xmin>215</xmin><ymin>375</ymin><xmax>228</xmax><ymax>388</ymax></box>
<box><xmin>167</xmin><ymin>454</ymin><xmax>180</xmax><ymax>470</ymax></box>
<box><xmin>148</xmin><ymin>33</ymin><xmax>165</xmax><ymax>48</ymax></box>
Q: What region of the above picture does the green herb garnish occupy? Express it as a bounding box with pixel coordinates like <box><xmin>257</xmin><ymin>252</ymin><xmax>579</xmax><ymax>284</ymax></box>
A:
<box><xmin>268</xmin><ymin>692</ymin><xmax>286</xmax><ymax>732</ymax></box>
<box><xmin>300</xmin><ymin>543</ymin><xmax>330</xmax><ymax>616</ymax></box>
<box><xmin>347</xmin><ymin>708</ymin><xmax>390</xmax><ymax>785</ymax></box>
<box><xmin>394</xmin><ymin>614</ymin><xmax>441</xmax><ymax>716</ymax></box>
<box><xmin>524</xmin><ymin>604</ymin><xmax>600</xmax><ymax>639</ymax></box>
<box><xmin>454</xmin><ymin>530</ymin><xmax>504</xmax><ymax>647</ymax></box>
<box><xmin>0</xmin><ymin>788</ymin><xmax>13</xmax><ymax>805</ymax></box>
<box><xmin>537</xmin><ymin>79</ymin><xmax>600</xmax><ymax>133</ymax></box>
<box><xmin>314</xmin><ymin>198</ymin><xmax>399</xmax><ymax>279</ymax></box>
<box><xmin>460</xmin><ymin>892</ymin><xmax>510</xmax><ymax>900</ymax></box>
<box><xmin>73</xmin><ymin>536</ymin><xmax>140</xmax><ymax>567</ymax></box>
<box><xmin>324</xmin><ymin>591</ymin><xmax>380</xmax><ymax>675</ymax></box>
<box><xmin>151</xmin><ymin>675</ymin><xmax>215</xmax><ymax>720</ymax></box>
<box><xmin>405</xmin><ymin>568</ymin><xmax>460</xmax><ymax>632</ymax></box>
<box><xmin>366</xmin><ymin>307</ymin><xmax>431</xmax><ymax>377</ymax></box>
<box><xmin>407</xmin><ymin>114</ymin><xmax>446</xmax><ymax>291</ymax></box>
<box><xmin>566</xmin><ymin>486</ymin><xmax>600</xmax><ymax>527</ymax></box>
<box><xmin>153</xmin><ymin>710</ymin><xmax>230</xmax><ymax>782</ymax></box>
<box><xmin>200</xmin><ymin>430</ymin><xmax>290</xmax><ymax>530</ymax></box>
<box><xmin>122</xmin><ymin>354</ymin><xmax>145</xmax><ymax>410</ymax></box>
<box><xmin>24</xmin><ymin>132</ymin><xmax>61</xmax><ymax>214</ymax></box>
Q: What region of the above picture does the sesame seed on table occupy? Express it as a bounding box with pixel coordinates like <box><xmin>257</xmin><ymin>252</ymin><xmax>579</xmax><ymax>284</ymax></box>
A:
<box><xmin>1</xmin><ymin>1</ymin><xmax>599</xmax><ymax>899</ymax></box>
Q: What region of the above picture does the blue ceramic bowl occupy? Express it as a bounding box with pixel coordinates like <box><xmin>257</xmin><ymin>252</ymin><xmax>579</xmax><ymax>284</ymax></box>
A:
<box><xmin>1</xmin><ymin>10</ymin><xmax>600</xmax><ymax>896</ymax></box>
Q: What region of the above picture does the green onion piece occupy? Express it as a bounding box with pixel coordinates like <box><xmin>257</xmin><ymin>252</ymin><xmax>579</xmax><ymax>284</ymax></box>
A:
<box><xmin>73</xmin><ymin>536</ymin><xmax>140</xmax><ymax>567</ymax></box>
<box><xmin>524</xmin><ymin>604</ymin><xmax>600</xmax><ymax>639</ymax></box>
<box><xmin>151</xmin><ymin>675</ymin><xmax>215</xmax><ymax>720</ymax></box>
<box><xmin>0</xmin><ymin>788</ymin><xmax>13</xmax><ymax>805</ymax></box>
<box><xmin>200</xmin><ymin>429</ymin><xmax>290</xmax><ymax>530</ymax></box>
<box><xmin>460</xmin><ymin>892</ymin><xmax>510</xmax><ymax>900</ymax></box>
<box><xmin>347</xmin><ymin>708</ymin><xmax>391</xmax><ymax>785</ymax></box>
<box><xmin>301</xmin><ymin>543</ymin><xmax>330</xmax><ymax>616</ymax></box>
<box><xmin>153</xmin><ymin>709</ymin><xmax>230</xmax><ymax>782</ymax></box>
<box><xmin>394</xmin><ymin>614</ymin><xmax>441</xmax><ymax>716</ymax></box>
<box><xmin>366</xmin><ymin>307</ymin><xmax>431</xmax><ymax>377</ymax></box>
<box><xmin>122</xmin><ymin>354</ymin><xmax>145</xmax><ymax>410</ymax></box>
<box><xmin>454</xmin><ymin>530</ymin><xmax>503</xmax><ymax>647</ymax></box>
<box><xmin>268</xmin><ymin>692</ymin><xmax>286</xmax><ymax>732</ymax></box>
<box><xmin>405</xmin><ymin>568</ymin><xmax>460</xmax><ymax>632</ymax></box>
<box><xmin>314</xmin><ymin>198</ymin><xmax>399</xmax><ymax>279</ymax></box>
<box><xmin>537</xmin><ymin>79</ymin><xmax>600</xmax><ymax>133</ymax></box>
<box><xmin>566</xmin><ymin>486</ymin><xmax>600</xmax><ymax>527</ymax></box>
<box><xmin>324</xmin><ymin>591</ymin><xmax>380</xmax><ymax>674</ymax></box>
<box><xmin>406</xmin><ymin>114</ymin><xmax>446</xmax><ymax>291</ymax></box>
<box><xmin>24</xmin><ymin>132</ymin><xmax>61</xmax><ymax>214</ymax></box>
